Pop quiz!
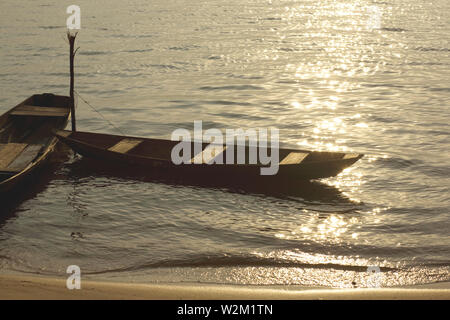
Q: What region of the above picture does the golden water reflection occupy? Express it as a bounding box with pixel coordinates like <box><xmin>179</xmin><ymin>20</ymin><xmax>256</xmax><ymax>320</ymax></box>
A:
<box><xmin>279</xmin><ymin>0</ymin><xmax>393</xmax><ymax>280</ymax></box>
<box><xmin>273</xmin><ymin>211</ymin><xmax>361</xmax><ymax>244</ymax></box>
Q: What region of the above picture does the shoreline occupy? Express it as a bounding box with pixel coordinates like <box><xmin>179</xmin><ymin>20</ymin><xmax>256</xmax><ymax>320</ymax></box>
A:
<box><xmin>1</xmin><ymin>274</ymin><xmax>449</xmax><ymax>300</ymax></box>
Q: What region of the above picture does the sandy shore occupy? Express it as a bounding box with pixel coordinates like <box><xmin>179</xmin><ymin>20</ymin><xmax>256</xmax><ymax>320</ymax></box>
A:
<box><xmin>0</xmin><ymin>274</ymin><xmax>449</xmax><ymax>300</ymax></box>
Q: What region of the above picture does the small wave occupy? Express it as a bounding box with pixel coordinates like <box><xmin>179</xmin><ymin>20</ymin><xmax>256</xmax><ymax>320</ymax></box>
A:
<box><xmin>362</xmin><ymin>83</ymin><xmax>405</xmax><ymax>89</ymax></box>
<box><xmin>168</xmin><ymin>45</ymin><xmax>201</xmax><ymax>51</ymax></box>
<box><xmin>137</xmin><ymin>34</ymin><xmax>153</xmax><ymax>39</ymax></box>
<box><xmin>109</xmin><ymin>33</ymin><xmax>143</xmax><ymax>39</ymax></box>
<box><xmin>199</xmin><ymin>85</ymin><xmax>264</xmax><ymax>91</ymax></box>
<box><xmin>150</xmin><ymin>64</ymin><xmax>182</xmax><ymax>70</ymax></box>
<box><xmin>228</xmin><ymin>74</ymin><xmax>264</xmax><ymax>80</ymax></box>
<box><xmin>276</xmin><ymin>79</ymin><xmax>298</xmax><ymax>84</ymax></box>
<box><xmin>47</xmin><ymin>84</ymin><xmax>68</xmax><ymax>89</ymax></box>
<box><xmin>215</xmin><ymin>112</ymin><xmax>266</xmax><ymax>121</ymax></box>
<box><xmin>203</xmin><ymin>100</ymin><xmax>253</xmax><ymax>106</ymax></box>
<box><xmin>278</xmin><ymin>47</ymin><xmax>298</xmax><ymax>52</ymax></box>
<box><xmin>380</xmin><ymin>27</ymin><xmax>407</xmax><ymax>32</ymax></box>
<box><xmin>39</xmin><ymin>26</ymin><xmax>64</xmax><ymax>30</ymax></box>
<box><xmin>415</xmin><ymin>47</ymin><xmax>450</xmax><ymax>52</ymax></box>
<box><xmin>83</xmin><ymin>254</ymin><xmax>398</xmax><ymax>274</ymax></box>
<box><xmin>413</xmin><ymin>164</ymin><xmax>450</xmax><ymax>178</ymax></box>
<box><xmin>260</xmin><ymin>17</ymin><xmax>282</xmax><ymax>21</ymax></box>
<box><xmin>80</xmin><ymin>51</ymin><xmax>108</xmax><ymax>56</ymax></box>
<box><xmin>428</xmin><ymin>87</ymin><xmax>450</xmax><ymax>92</ymax></box>
<box><xmin>367</xmin><ymin>115</ymin><xmax>401</xmax><ymax>124</ymax></box>
<box><xmin>168</xmin><ymin>120</ymin><xmax>226</xmax><ymax>130</ymax></box>
<box><xmin>375</xmin><ymin>155</ymin><xmax>449</xmax><ymax>178</ymax></box>
<box><xmin>406</xmin><ymin>62</ymin><xmax>446</xmax><ymax>66</ymax></box>
<box><xmin>375</xmin><ymin>156</ymin><xmax>420</xmax><ymax>169</ymax></box>
<box><xmin>46</xmin><ymin>72</ymin><xmax>67</xmax><ymax>77</ymax></box>
<box><xmin>120</xmin><ymin>48</ymin><xmax>153</xmax><ymax>53</ymax></box>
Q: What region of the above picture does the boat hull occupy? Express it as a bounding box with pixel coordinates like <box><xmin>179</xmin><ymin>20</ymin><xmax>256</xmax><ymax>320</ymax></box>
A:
<box><xmin>55</xmin><ymin>130</ymin><xmax>363</xmax><ymax>181</ymax></box>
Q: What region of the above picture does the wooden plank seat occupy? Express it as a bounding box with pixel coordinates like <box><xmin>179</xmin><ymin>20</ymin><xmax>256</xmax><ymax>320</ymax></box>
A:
<box><xmin>279</xmin><ymin>152</ymin><xmax>309</xmax><ymax>165</ymax></box>
<box><xmin>342</xmin><ymin>153</ymin><xmax>360</xmax><ymax>159</ymax></box>
<box><xmin>108</xmin><ymin>138</ymin><xmax>143</xmax><ymax>154</ymax></box>
<box><xmin>0</xmin><ymin>143</ymin><xmax>42</xmax><ymax>172</ymax></box>
<box><xmin>191</xmin><ymin>145</ymin><xmax>227</xmax><ymax>164</ymax></box>
<box><xmin>10</xmin><ymin>105</ymin><xmax>69</xmax><ymax>117</ymax></box>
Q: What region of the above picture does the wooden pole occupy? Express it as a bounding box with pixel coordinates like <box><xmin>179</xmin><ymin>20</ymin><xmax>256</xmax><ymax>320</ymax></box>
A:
<box><xmin>68</xmin><ymin>32</ymin><xmax>77</xmax><ymax>131</ymax></box>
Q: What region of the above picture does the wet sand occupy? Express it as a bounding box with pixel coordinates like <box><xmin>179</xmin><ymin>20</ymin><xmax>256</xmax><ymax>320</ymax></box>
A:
<box><xmin>0</xmin><ymin>274</ymin><xmax>449</xmax><ymax>300</ymax></box>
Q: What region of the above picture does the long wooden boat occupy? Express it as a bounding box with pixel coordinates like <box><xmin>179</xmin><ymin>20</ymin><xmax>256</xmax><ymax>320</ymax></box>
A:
<box><xmin>0</xmin><ymin>93</ymin><xmax>71</xmax><ymax>194</ymax></box>
<box><xmin>55</xmin><ymin>130</ymin><xmax>363</xmax><ymax>180</ymax></box>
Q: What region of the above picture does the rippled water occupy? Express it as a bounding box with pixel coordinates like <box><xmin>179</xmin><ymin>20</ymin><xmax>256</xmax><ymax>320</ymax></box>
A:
<box><xmin>0</xmin><ymin>0</ymin><xmax>449</xmax><ymax>288</ymax></box>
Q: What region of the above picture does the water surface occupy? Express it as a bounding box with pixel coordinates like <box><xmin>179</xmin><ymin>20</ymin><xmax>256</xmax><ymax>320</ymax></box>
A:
<box><xmin>0</xmin><ymin>0</ymin><xmax>449</xmax><ymax>287</ymax></box>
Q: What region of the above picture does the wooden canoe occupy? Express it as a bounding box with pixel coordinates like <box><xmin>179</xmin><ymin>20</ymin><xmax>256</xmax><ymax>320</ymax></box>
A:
<box><xmin>0</xmin><ymin>93</ymin><xmax>71</xmax><ymax>194</ymax></box>
<box><xmin>55</xmin><ymin>130</ymin><xmax>363</xmax><ymax>181</ymax></box>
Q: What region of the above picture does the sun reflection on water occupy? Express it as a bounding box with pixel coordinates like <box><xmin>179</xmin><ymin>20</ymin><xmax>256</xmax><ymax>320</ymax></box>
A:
<box><xmin>272</xmin><ymin>207</ymin><xmax>365</xmax><ymax>244</ymax></box>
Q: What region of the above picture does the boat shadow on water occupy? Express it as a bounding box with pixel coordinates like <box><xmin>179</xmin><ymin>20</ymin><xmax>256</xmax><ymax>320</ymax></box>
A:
<box><xmin>0</xmin><ymin>161</ymin><xmax>63</xmax><ymax>225</ymax></box>
<box><xmin>65</xmin><ymin>156</ymin><xmax>359</xmax><ymax>205</ymax></box>
<box><xmin>0</xmin><ymin>144</ymin><xmax>71</xmax><ymax>224</ymax></box>
<box><xmin>0</xmin><ymin>148</ymin><xmax>361</xmax><ymax>225</ymax></box>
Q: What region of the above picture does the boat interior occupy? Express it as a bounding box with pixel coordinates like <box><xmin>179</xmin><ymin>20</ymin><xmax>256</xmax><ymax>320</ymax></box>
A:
<box><xmin>0</xmin><ymin>94</ymin><xmax>70</xmax><ymax>183</ymax></box>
